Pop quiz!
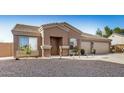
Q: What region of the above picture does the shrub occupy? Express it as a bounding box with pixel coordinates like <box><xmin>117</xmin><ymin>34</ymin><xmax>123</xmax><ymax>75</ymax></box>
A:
<box><xmin>19</xmin><ymin>45</ymin><xmax>32</xmax><ymax>55</ymax></box>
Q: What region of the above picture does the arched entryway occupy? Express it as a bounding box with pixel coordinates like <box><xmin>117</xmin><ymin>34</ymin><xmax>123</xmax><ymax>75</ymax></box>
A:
<box><xmin>50</xmin><ymin>37</ymin><xmax>62</xmax><ymax>55</ymax></box>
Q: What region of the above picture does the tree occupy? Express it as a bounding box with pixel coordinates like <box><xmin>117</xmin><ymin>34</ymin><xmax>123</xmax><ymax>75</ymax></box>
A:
<box><xmin>121</xmin><ymin>29</ymin><xmax>124</xmax><ymax>33</ymax></box>
<box><xmin>113</xmin><ymin>27</ymin><xmax>122</xmax><ymax>33</ymax></box>
<box><xmin>96</xmin><ymin>28</ymin><xmax>102</xmax><ymax>36</ymax></box>
<box><xmin>103</xmin><ymin>26</ymin><xmax>112</xmax><ymax>38</ymax></box>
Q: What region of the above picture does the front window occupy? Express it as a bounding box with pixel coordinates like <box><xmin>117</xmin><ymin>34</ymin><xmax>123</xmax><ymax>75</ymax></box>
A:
<box><xmin>69</xmin><ymin>38</ymin><xmax>77</xmax><ymax>49</ymax></box>
<box><xmin>69</xmin><ymin>38</ymin><xmax>79</xmax><ymax>56</ymax></box>
<box><xmin>19</xmin><ymin>36</ymin><xmax>38</xmax><ymax>51</ymax></box>
<box><xmin>29</xmin><ymin>37</ymin><xmax>37</xmax><ymax>50</ymax></box>
<box><xmin>19</xmin><ymin>36</ymin><xmax>29</xmax><ymax>47</ymax></box>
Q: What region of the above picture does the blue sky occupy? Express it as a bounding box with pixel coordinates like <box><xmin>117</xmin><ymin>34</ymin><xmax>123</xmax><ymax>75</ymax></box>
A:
<box><xmin>1</xmin><ymin>15</ymin><xmax>124</xmax><ymax>42</ymax></box>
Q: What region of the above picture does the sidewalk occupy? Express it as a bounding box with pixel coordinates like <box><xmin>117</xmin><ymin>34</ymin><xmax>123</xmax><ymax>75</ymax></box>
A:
<box><xmin>0</xmin><ymin>53</ymin><xmax>124</xmax><ymax>64</ymax></box>
<box><xmin>48</xmin><ymin>53</ymin><xmax>124</xmax><ymax>64</ymax></box>
<box><xmin>0</xmin><ymin>57</ymin><xmax>14</xmax><ymax>60</ymax></box>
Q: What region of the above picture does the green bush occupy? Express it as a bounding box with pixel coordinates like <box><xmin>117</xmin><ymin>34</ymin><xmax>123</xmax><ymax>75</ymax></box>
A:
<box><xmin>72</xmin><ymin>46</ymin><xmax>80</xmax><ymax>55</ymax></box>
<box><xmin>19</xmin><ymin>45</ymin><xmax>32</xmax><ymax>55</ymax></box>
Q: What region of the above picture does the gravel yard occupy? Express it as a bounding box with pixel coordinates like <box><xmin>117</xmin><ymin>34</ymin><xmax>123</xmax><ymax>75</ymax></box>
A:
<box><xmin>0</xmin><ymin>58</ymin><xmax>124</xmax><ymax>77</ymax></box>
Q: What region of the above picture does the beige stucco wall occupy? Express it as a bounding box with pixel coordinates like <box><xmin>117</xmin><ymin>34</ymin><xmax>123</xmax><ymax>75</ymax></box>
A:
<box><xmin>43</xmin><ymin>25</ymin><xmax>83</xmax><ymax>56</ymax></box>
<box><xmin>43</xmin><ymin>26</ymin><xmax>69</xmax><ymax>56</ymax></box>
<box><xmin>81</xmin><ymin>41</ymin><xmax>91</xmax><ymax>54</ymax></box>
<box><xmin>109</xmin><ymin>34</ymin><xmax>124</xmax><ymax>45</ymax></box>
<box><xmin>44</xmin><ymin>26</ymin><xmax>69</xmax><ymax>45</ymax></box>
<box><xmin>68</xmin><ymin>28</ymin><xmax>82</xmax><ymax>48</ymax></box>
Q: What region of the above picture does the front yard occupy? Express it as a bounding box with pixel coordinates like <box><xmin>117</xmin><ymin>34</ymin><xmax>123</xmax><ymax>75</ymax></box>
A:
<box><xmin>0</xmin><ymin>58</ymin><xmax>124</xmax><ymax>77</ymax></box>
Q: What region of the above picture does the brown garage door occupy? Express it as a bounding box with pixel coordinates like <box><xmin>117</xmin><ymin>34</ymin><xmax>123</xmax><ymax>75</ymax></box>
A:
<box><xmin>0</xmin><ymin>43</ymin><xmax>13</xmax><ymax>57</ymax></box>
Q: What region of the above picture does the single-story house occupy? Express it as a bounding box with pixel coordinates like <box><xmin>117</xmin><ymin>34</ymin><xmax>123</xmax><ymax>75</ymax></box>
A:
<box><xmin>108</xmin><ymin>33</ymin><xmax>124</xmax><ymax>52</ymax></box>
<box><xmin>12</xmin><ymin>22</ymin><xmax>111</xmax><ymax>58</ymax></box>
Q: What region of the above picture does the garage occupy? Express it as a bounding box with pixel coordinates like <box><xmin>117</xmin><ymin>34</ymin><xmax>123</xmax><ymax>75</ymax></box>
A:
<box><xmin>93</xmin><ymin>42</ymin><xmax>110</xmax><ymax>54</ymax></box>
<box><xmin>81</xmin><ymin>41</ymin><xmax>91</xmax><ymax>54</ymax></box>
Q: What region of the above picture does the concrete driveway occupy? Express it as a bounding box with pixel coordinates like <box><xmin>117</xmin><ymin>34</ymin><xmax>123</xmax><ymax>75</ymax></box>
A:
<box><xmin>100</xmin><ymin>53</ymin><xmax>124</xmax><ymax>64</ymax></box>
<box><xmin>52</xmin><ymin>53</ymin><xmax>124</xmax><ymax>64</ymax></box>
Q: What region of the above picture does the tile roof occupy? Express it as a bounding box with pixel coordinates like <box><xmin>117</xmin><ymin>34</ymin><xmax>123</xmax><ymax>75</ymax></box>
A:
<box><xmin>81</xmin><ymin>32</ymin><xmax>111</xmax><ymax>41</ymax></box>
<box><xmin>12</xmin><ymin>24</ymin><xmax>40</xmax><ymax>33</ymax></box>
<box><xmin>12</xmin><ymin>22</ymin><xmax>111</xmax><ymax>41</ymax></box>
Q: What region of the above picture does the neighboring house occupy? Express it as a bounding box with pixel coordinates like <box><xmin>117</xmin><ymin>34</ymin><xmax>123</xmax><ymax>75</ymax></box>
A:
<box><xmin>0</xmin><ymin>42</ymin><xmax>13</xmax><ymax>57</ymax></box>
<box><xmin>109</xmin><ymin>33</ymin><xmax>124</xmax><ymax>45</ymax></box>
<box><xmin>108</xmin><ymin>33</ymin><xmax>124</xmax><ymax>52</ymax></box>
<box><xmin>12</xmin><ymin>22</ymin><xmax>111</xmax><ymax>58</ymax></box>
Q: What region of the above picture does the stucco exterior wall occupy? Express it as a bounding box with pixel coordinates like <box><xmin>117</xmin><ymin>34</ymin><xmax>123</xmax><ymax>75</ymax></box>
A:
<box><xmin>43</xmin><ymin>26</ymin><xmax>84</xmax><ymax>56</ymax></box>
<box><xmin>109</xmin><ymin>34</ymin><xmax>124</xmax><ymax>45</ymax></box>
<box><xmin>43</xmin><ymin>26</ymin><xmax>69</xmax><ymax>56</ymax></box>
<box><xmin>68</xmin><ymin>28</ymin><xmax>82</xmax><ymax>47</ymax></box>
<box><xmin>81</xmin><ymin>41</ymin><xmax>91</xmax><ymax>54</ymax></box>
<box><xmin>44</xmin><ymin>26</ymin><xmax>69</xmax><ymax>45</ymax></box>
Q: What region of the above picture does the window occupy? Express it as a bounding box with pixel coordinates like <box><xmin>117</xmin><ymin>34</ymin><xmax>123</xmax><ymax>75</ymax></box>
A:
<box><xmin>29</xmin><ymin>37</ymin><xmax>37</xmax><ymax>50</ymax></box>
<box><xmin>19</xmin><ymin>36</ymin><xmax>29</xmax><ymax>47</ymax></box>
<box><xmin>69</xmin><ymin>38</ymin><xmax>77</xmax><ymax>48</ymax></box>
<box><xmin>19</xmin><ymin>36</ymin><xmax>38</xmax><ymax>51</ymax></box>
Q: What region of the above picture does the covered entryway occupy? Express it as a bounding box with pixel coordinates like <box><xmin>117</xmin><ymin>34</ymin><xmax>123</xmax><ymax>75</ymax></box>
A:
<box><xmin>93</xmin><ymin>42</ymin><xmax>110</xmax><ymax>54</ymax></box>
<box><xmin>81</xmin><ymin>41</ymin><xmax>91</xmax><ymax>54</ymax></box>
<box><xmin>50</xmin><ymin>37</ymin><xmax>62</xmax><ymax>55</ymax></box>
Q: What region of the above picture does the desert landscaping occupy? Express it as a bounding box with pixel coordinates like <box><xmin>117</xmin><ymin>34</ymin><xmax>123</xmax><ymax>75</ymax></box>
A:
<box><xmin>0</xmin><ymin>53</ymin><xmax>124</xmax><ymax>77</ymax></box>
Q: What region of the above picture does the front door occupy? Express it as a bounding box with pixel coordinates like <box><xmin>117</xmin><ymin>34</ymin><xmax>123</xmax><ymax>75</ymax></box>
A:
<box><xmin>50</xmin><ymin>37</ymin><xmax>62</xmax><ymax>55</ymax></box>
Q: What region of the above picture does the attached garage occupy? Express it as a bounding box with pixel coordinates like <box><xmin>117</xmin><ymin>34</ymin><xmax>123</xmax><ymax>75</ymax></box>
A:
<box><xmin>93</xmin><ymin>42</ymin><xmax>110</xmax><ymax>54</ymax></box>
<box><xmin>81</xmin><ymin>41</ymin><xmax>91</xmax><ymax>54</ymax></box>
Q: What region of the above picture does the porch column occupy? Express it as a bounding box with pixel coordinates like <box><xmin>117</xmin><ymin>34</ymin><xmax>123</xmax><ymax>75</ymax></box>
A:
<box><xmin>42</xmin><ymin>28</ymin><xmax>45</xmax><ymax>57</ymax></box>
<box><xmin>40</xmin><ymin>26</ymin><xmax>45</xmax><ymax>57</ymax></box>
